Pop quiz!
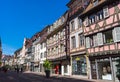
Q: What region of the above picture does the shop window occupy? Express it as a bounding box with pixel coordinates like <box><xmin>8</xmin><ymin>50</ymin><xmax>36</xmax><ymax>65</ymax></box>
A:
<box><xmin>64</xmin><ymin>65</ymin><xmax>68</xmax><ymax>73</ymax></box>
<box><xmin>97</xmin><ymin>59</ymin><xmax>112</xmax><ymax>80</ymax></box>
<box><xmin>71</xmin><ymin>36</ymin><xmax>76</xmax><ymax>49</ymax></box>
<box><xmin>40</xmin><ymin>64</ymin><xmax>43</xmax><ymax>72</ymax></box>
<box><xmin>91</xmin><ymin>61</ymin><xmax>97</xmax><ymax>79</ymax></box>
<box><xmin>72</xmin><ymin>57</ymin><xmax>87</xmax><ymax>75</ymax></box>
<box><xmin>103</xmin><ymin>30</ymin><xmax>113</xmax><ymax>44</ymax></box>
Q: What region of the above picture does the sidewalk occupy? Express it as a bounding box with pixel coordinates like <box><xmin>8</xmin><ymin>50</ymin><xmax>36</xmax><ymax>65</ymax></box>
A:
<box><xmin>24</xmin><ymin>71</ymin><xmax>112</xmax><ymax>82</ymax></box>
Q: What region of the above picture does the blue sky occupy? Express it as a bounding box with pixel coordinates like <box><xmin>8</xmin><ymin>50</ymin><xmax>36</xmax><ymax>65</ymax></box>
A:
<box><xmin>0</xmin><ymin>0</ymin><xmax>69</xmax><ymax>55</ymax></box>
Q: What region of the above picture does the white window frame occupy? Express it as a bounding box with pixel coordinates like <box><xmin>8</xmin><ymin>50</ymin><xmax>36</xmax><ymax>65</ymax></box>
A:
<box><xmin>103</xmin><ymin>6</ymin><xmax>109</xmax><ymax>18</ymax></box>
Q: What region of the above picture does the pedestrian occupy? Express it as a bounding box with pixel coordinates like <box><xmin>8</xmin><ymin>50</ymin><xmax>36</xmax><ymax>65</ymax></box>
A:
<box><xmin>17</xmin><ymin>68</ymin><xmax>19</xmax><ymax>73</ymax></box>
<box><xmin>21</xmin><ymin>67</ymin><xmax>23</xmax><ymax>73</ymax></box>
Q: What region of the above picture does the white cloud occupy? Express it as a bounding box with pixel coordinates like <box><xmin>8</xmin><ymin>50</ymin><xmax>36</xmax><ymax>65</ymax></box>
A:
<box><xmin>2</xmin><ymin>44</ymin><xmax>16</xmax><ymax>55</ymax></box>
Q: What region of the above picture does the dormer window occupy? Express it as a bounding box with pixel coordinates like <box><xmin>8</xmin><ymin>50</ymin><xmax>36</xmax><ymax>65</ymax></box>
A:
<box><xmin>71</xmin><ymin>21</ymin><xmax>75</xmax><ymax>31</ymax></box>
<box><xmin>89</xmin><ymin>15</ymin><xmax>96</xmax><ymax>24</ymax></box>
<box><xmin>78</xmin><ymin>18</ymin><xmax>82</xmax><ymax>27</ymax></box>
<box><xmin>96</xmin><ymin>10</ymin><xmax>104</xmax><ymax>21</ymax></box>
<box><xmin>103</xmin><ymin>6</ymin><xmax>109</xmax><ymax>18</ymax></box>
<box><xmin>93</xmin><ymin>0</ymin><xmax>98</xmax><ymax>7</ymax></box>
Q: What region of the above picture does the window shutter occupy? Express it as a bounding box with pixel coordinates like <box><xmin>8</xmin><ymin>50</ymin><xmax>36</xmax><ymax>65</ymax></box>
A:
<box><xmin>114</xmin><ymin>27</ymin><xmax>120</xmax><ymax>42</ymax></box>
<box><xmin>93</xmin><ymin>35</ymin><xmax>97</xmax><ymax>47</ymax></box>
<box><xmin>103</xmin><ymin>6</ymin><xmax>109</xmax><ymax>18</ymax></box>
<box><xmin>85</xmin><ymin>17</ymin><xmax>89</xmax><ymax>26</ymax></box>
<box><xmin>112</xmin><ymin>29</ymin><xmax>116</xmax><ymax>42</ymax></box>
<box><xmin>97</xmin><ymin>33</ymin><xmax>103</xmax><ymax>46</ymax></box>
<box><xmin>86</xmin><ymin>37</ymin><xmax>90</xmax><ymax>48</ymax></box>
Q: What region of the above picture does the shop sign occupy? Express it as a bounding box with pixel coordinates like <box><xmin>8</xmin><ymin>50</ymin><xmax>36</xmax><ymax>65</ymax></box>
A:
<box><xmin>75</xmin><ymin>57</ymin><xmax>80</xmax><ymax>61</ymax></box>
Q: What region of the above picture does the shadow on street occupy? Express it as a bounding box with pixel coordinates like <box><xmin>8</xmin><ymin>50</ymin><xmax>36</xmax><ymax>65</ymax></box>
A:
<box><xmin>0</xmin><ymin>71</ymin><xmax>94</xmax><ymax>82</ymax></box>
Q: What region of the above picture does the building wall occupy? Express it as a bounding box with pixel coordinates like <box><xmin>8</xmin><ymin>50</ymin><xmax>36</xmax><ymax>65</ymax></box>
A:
<box><xmin>81</xmin><ymin>0</ymin><xmax>120</xmax><ymax>81</ymax></box>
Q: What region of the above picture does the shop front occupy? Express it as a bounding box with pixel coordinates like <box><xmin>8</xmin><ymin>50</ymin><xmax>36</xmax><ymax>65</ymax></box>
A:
<box><xmin>51</xmin><ymin>61</ymin><xmax>61</xmax><ymax>74</ymax></box>
<box><xmin>72</xmin><ymin>56</ymin><xmax>87</xmax><ymax>76</ymax></box>
<box><xmin>34</xmin><ymin>62</ymin><xmax>39</xmax><ymax>72</ymax></box>
<box><xmin>30</xmin><ymin>62</ymin><xmax>34</xmax><ymax>71</ymax></box>
<box><xmin>61</xmin><ymin>60</ymin><xmax>70</xmax><ymax>75</ymax></box>
<box><xmin>39</xmin><ymin>63</ymin><xmax>43</xmax><ymax>73</ymax></box>
<box><xmin>90</xmin><ymin>54</ymin><xmax>120</xmax><ymax>82</ymax></box>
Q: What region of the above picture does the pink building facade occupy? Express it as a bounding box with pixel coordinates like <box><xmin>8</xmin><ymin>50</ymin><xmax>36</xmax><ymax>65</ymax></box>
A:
<box><xmin>80</xmin><ymin>0</ymin><xmax>120</xmax><ymax>81</ymax></box>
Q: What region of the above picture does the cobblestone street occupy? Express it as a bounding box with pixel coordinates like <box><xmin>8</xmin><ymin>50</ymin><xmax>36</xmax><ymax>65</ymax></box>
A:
<box><xmin>0</xmin><ymin>71</ymin><xmax>96</xmax><ymax>82</ymax></box>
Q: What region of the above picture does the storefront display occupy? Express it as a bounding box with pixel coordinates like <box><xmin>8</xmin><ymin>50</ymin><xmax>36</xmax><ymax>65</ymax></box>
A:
<box><xmin>90</xmin><ymin>56</ymin><xmax>120</xmax><ymax>81</ymax></box>
<box><xmin>72</xmin><ymin>56</ymin><xmax>87</xmax><ymax>75</ymax></box>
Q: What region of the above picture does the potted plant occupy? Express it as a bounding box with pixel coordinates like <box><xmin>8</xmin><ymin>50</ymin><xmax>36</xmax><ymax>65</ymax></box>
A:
<box><xmin>43</xmin><ymin>60</ymin><xmax>52</xmax><ymax>78</ymax></box>
<box><xmin>116</xmin><ymin>57</ymin><xmax>120</xmax><ymax>81</ymax></box>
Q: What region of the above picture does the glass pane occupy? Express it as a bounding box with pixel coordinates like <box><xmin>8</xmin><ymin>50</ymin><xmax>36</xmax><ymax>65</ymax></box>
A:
<box><xmin>97</xmin><ymin>60</ymin><xmax>112</xmax><ymax>80</ymax></box>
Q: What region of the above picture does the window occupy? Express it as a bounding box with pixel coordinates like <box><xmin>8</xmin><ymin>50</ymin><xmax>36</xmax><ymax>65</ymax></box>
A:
<box><xmin>93</xmin><ymin>35</ymin><xmax>98</xmax><ymax>46</ymax></box>
<box><xmin>41</xmin><ymin>53</ymin><xmax>43</xmax><ymax>58</ymax></box>
<box><xmin>86</xmin><ymin>37</ymin><xmax>90</xmax><ymax>48</ymax></box>
<box><xmin>54</xmin><ymin>48</ymin><xmax>56</xmax><ymax>54</ymax></box>
<box><xmin>93</xmin><ymin>0</ymin><xmax>98</xmax><ymax>6</ymax></box>
<box><xmin>96</xmin><ymin>10</ymin><xmax>104</xmax><ymax>21</ymax></box>
<box><xmin>56</xmin><ymin>34</ymin><xmax>58</xmax><ymax>40</ymax></box>
<box><xmin>103</xmin><ymin>30</ymin><xmax>113</xmax><ymax>44</ymax></box>
<box><xmin>71</xmin><ymin>21</ymin><xmax>75</xmax><ymax>31</ymax></box>
<box><xmin>79</xmin><ymin>34</ymin><xmax>85</xmax><ymax>47</ymax></box>
<box><xmin>90</xmin><ymin>36</ymin><xmax>94</xmax><ymax>47</ymax></box>
<box><xmin>113</xmin><ymin>27</ymin><xmax>120</xmax><ymax>42</ymax></box>
<box><xmin>60</xmin><ymin>30</ymin><xmax>63</xmax><ymax>37</ymax></box>
<box><xmin>44</xmin><ymin>43</ymin><xmax>46</xmax><ymax>48</ymax></box>
<box><xmin>72</xmin><ymin>56</ymin><xmax>87</xmax><ymax>75</ymax></box>
<box><xmin>89</xmin><ymin>15</ymin><xmax>96</xmax><ymax>24</ymax></box>
<box><xmin>44</xmin><ymin>51</ymin><xmax>47</xmax><ymax>58</ymax></box>
<box><xmin>64</xmin><ymin>65</ymin><xmax>68</xmax><ymax>73</ymax></box>
<box><xmin>56</xmin><ymin>46</ymin><xmax>58</xmax><ymax>54</ymax></box>
<box><xmin>60</xmin><ymin>44</ymin><xmax>62</xmax><ymax>52</ymax></box>
<box><xmin>84</xmin><ymin>6</ymin><xmax>109</xmax><ymax>26</ymax></box>
<box><xmin>97</xmin><ymin>33</ymin><xmax>103</xmax><ymax>46</ymax></box>
<box><xmin>48</xmin><ymin>49</ymin><xmax>50</xmax><ymax>55</ymax></box>
<box><xmin>103</xmin><ymin>6</ymin><xmax>109</xmax><ymax>18</ymax></box>
<box><xmin>71</xmin><ymin>36</ymin><xmax>76</xmax><ymax>49</ymax></box>
<box><xmin>41</xmin><ymin>43</ymin><xmax>43</xmax><ymax>49</ymax></box>
<box><xmin>85</xmin><ymin>17</ymin><xmax>89</xmax><ymax>26</ymax></box>
<box><xmin>52</xmin><ymin>48</ymin><xmax>54</xmax><ymax>54</ymax></box>
<box><xmin>78</xmin><ymin>18</ymin><xmax>82</xmax><ymax>27</ymax></box>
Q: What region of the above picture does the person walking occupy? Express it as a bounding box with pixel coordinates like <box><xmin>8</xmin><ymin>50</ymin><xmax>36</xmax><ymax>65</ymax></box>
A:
<box><xmin>21</xmin><ymin>67</ymin><xmax>23</xmax><ymax>73</ymax></box>
<box><xmin>17</xmin><ymin>67</ymin><xmax>19</xmax><ymax>73</ymax></box>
